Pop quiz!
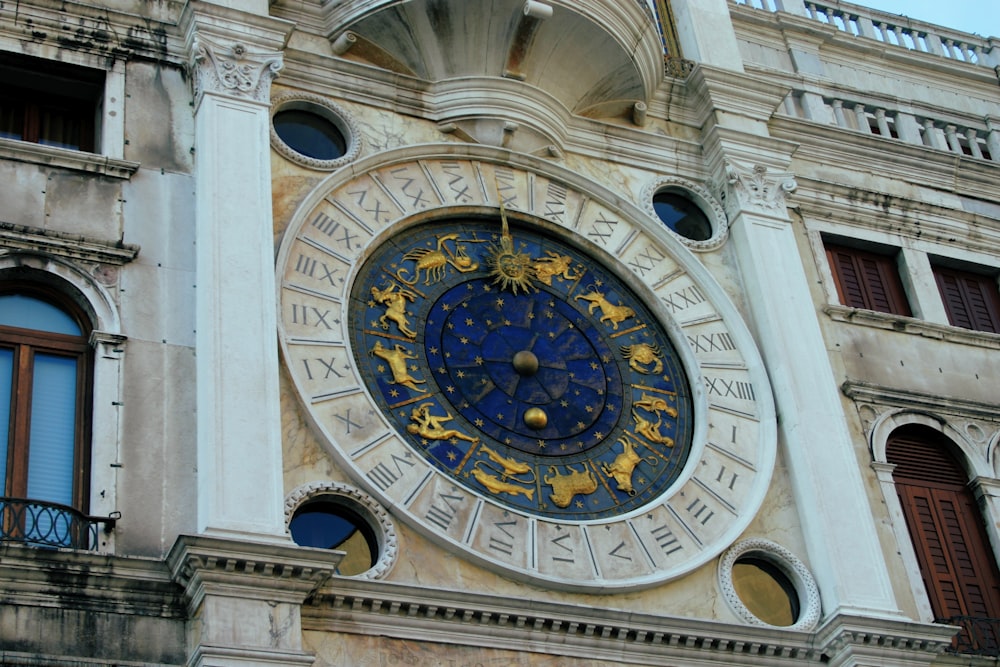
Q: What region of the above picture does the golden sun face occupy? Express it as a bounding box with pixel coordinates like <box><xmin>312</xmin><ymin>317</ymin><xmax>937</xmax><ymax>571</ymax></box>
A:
<box><xmin>486</xmin><ymin>233</ymin><xmax>536</xmax><ymax>294</ymax></box>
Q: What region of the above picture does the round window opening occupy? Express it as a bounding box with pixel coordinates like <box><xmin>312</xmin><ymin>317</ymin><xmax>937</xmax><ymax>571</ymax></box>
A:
<box><xmin>273</xmin><ymin>108</ymin><xmax>347</xmax><ymax>161</ymax></box>
<box><xmin>289</xmin><ymin>500</ymin><xmax>378</xmax><ymax>576</ymax></box>
<box><xmin>732</xmin><ymin>556</ymin><xmax>800</xmax><ymax>627</ymax></box>
<box><xmin>652</xmin><ymin>192</ymin><xmax>712</xmax><ymax>242</ymax></box>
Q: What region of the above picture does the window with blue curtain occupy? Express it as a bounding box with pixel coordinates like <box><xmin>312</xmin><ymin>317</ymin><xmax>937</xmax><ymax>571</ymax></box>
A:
<box><xmin>0</xmin><ymin>288</ymin><xmax>91</xmax><ymax>545</ymax></box>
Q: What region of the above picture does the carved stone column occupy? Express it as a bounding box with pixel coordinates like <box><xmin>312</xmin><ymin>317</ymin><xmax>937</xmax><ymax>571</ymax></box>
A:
<box><xmin>185</xmin><ymin>8</ymin><xmax>292</xmax><ymax>541</ymax></box>
<box><xmin>720</xmin><ymin>159</ymin><xmax>905</xmax><ymax>624</ymax></box>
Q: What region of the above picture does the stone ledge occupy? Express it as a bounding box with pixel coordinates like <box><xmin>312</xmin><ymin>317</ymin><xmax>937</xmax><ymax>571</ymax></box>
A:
<box><xmin>824</xmin><ymin>305</ymin><xmax>1000</xmax><ymax>351</ymax></box>
<box><xmin>0</xmin><ymin>542</ymin><xmax>185</xmax><ymax>618</ymax></box>
<box><xmin>0</xmin><ymin>222</ymin><xmax>140</xmax><ymax>266</ymax></box>
<box><xmin>0</xmin><ymin>138</ymin><xmax>139</xmax><ymax>180</ymax></box>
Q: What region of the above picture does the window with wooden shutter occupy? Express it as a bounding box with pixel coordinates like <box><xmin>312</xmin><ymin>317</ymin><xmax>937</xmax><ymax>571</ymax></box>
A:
<box><xmin>933</xmin><ymin>265</ymin><xmax>1000</xmax><ymax>333</ymax></box>
<box><xmin>888</xmin><ymin>425</ymin><xmax>1000</xmax><ymax>654</ymax></box>
<box><xmin>825</xmin><ymin>243</ymin><xmax>911</xmax><ymax>316</ymax></box>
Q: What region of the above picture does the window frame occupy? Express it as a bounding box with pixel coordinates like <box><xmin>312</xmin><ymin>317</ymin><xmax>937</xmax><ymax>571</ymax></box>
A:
<box><xmin>825</xmin><ymin>241</ymin><xmax>912</xmax><ymax>316</ymax></box>
<box><xmin>1</xmin><ymin>284</ymin><xmax>94</xmax><ymax>512</ymax></box>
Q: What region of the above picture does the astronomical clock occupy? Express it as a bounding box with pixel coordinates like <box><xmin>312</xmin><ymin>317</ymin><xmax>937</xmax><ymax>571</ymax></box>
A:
<box><xmin>277</xmin><ymin>153</ymin><xmax>775</xmax><ymax>591</ymax></box>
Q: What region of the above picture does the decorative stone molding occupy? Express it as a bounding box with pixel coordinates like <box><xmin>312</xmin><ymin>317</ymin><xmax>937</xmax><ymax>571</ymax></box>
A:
<box><xmin>825</xmin><ymin>304</ymin><xmax>1000</xmax><ymax>351</ymax></box>
<box><xmin>815</xmin><ymin>614</ymin><xmax>955</xmax><ymax>667</ymax></box>
<box><xmin>191</xmin><ymin>36</ymin><xmax>283</xmax><ymax>107</ymax></box>
<box><xmin>718</xmin><ymin>538</ymin><xmax>821</xmax><ymax>631</ymax></box>
<box><xmin>284</xmin><ymin>481</ymin><xmax>398</xmax><ymax>580</ymax></box>
<box><xmin>0</xmin><ymin>138</ymin><xmax>139</xmax><ymax>180</ymax></box>
<box><xmin>304</xmin><ymin>577</ymin><xmax>955</xmax><ymax>665</ymax></box>
<box><xmin>166</xmin><ymin>535</ymin><xmax>339</xmax><ymax>616</ymax></box>
<box><xmin>641</xmin><ymin>174</ymin><xmax>729</xmax><ymax>251</ymax></box>
<box><xmin>719</xmin><ymin>160</ymin><xmax>797</xmax><ymax>218</ymax></box>
<box><xmin>0</xmin><ymin>222</ymin><xmax>140</xmax><ymax>269</ymax></box>
<box><xmin>845</xmin><ymin>381</ymin><xmax>1000</xmax><ymax>425</ymax></box>
<box><xmin>270</xmin><ymin>91</ymin><xmax>362</xmax><ymax>170</ymax></box>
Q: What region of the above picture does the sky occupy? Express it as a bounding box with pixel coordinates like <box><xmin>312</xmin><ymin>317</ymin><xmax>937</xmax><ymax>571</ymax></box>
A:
<box><xmin>857</xmin><ymin>0</ymin><xmax>998</xmax><ymax>39</ymax></box>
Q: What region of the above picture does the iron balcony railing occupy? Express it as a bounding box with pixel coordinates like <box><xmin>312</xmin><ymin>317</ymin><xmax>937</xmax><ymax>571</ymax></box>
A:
<box><xmin>0</xmin><ymin>497</ymin><xmax>118</xmax><ymax>551</ymax></box>
<box><xmin>938</xmin><ymin>615</ymin><xmax>1000</xmax><ymax>657</ymax></box>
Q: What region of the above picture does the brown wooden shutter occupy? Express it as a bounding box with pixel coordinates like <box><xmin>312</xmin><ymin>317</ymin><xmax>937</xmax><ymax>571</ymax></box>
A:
<box><xmin>888</xmin><ymin>427</ymin><xmax>1000</xmax><ymax>628</ymax></box>
<box><xmin>934</xmin><ymin>266</ymin><xmax>1000</xmax><ymax>333</ymax></box>
<box><xmin>825</xmin><ymin>243</ymin><xmax>911</xmax><ymax>316</ymax></box>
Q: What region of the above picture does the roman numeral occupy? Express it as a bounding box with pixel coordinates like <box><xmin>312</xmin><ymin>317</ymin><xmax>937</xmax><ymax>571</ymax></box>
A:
<box><xmin>660</xmin><ymin>285</ymin><xmax>705</xmax><ymax>314</ymax></box>
<box><xmin>550</xmin><ymin>532</ymin><xmax>575</xmax><ymax>563</ymax></box>
<box><xmin>366</xmin><ymin>454</ymin><xmax>415</xmax><ymax>491</ymax></box>
<box><xmin>291</xmin><ymin>304</ymin><xmax>334</xmax><ymax>329</ymax></box>
<box><xmin>705</xmin><ymin>377</ymin><xmax>755</xmax><ymax>401</ymax></box>
<box><xmin>426</xmin><ymin>492</ymin><xmax>464</xmax><ymax>531</ymax></box>
<box><xmin>650</xmin><ymin>524</ymin><xmax>683</xmax><ymax>556</ymax></box>
<box><xmin>687</xmin><ymin>332</ymin><xmax>735</xmax><ymax>354</ymax></box>
<box><xmin>294</xmin><ymin>254</ymin><xmax>340</xmax><ymax>286</ymax></box>
<box><xmin>441</xmin><ymin>162</ymin><xmax>471</xmax><ymax>202</ymax></box>
<box><xmin>627</xmin><ymin>245</ymin><xmax>665</xmax><ymax>277</ymax></box>
<box><xmin>586</xmin><ymin>213</ymin><xmax>617</xmax><ymax>245</ymax></box>
<box><xmin>301</xmin><ymin>356</ymin><xmax>345</xmax><ymax>380</ymax></box>
<box><xmin>685</xmin><ymin>498</ymin><xmax>715</xmax><ymax>526</ymax></box>
<box><xmin>544</xmin><ymin>182</ymin><xmax>567</xmax><ymax>222</ymax></box>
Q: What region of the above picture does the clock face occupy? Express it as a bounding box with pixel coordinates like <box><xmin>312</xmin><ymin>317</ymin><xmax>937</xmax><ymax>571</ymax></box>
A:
<box><xmin>350</xmin><ymin>220</ymin><xmax>693</xmax><ymax>521</ymax></box>
<box><xmin>277</xmin><ymin>156</ymin><xmax>775</xmax><ymax>591</ymax></box>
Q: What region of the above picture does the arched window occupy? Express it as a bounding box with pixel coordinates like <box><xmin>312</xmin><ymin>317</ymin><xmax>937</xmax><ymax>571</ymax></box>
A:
<box><xmin>0</xmin><ymin>285</ymin><xmax>93</xmax><ymax>546</ymax></box>
<box><xmin>887</xmin><ymin>425</ymin><xmax>1000</xmax><ymax>654</ymax></box>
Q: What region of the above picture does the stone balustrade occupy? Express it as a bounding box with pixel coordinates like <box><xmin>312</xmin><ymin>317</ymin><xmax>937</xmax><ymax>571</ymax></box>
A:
<box><xmin>781</xmin><ymin>92</ymin><xmax>1000</xmax><ymax>162</ymax></box>
<box><xmin>732</xmin><ymin>0</ymin><xmax>998</xmax><ymax>67</ymax></box>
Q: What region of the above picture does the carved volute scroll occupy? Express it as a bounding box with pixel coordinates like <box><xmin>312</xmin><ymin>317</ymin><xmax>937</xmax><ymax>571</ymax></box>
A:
<box><xmin>717</xmin><ymin>160</ymin><xmax>797</xmax><ymax>219</ymax></box>
<box><xmin>190</xmin><ymin>36</ymin><xmax>283</xmax><ymax>107</ymax></box>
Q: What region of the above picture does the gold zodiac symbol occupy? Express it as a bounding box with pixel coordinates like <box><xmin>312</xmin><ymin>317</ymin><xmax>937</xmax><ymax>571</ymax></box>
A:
<box><xmin>370</xmin><ymin>340</ymin><xmax>426</xmax><ymax>392</ymax></box>
<box><xmin>479</xmin><ymin>444</ymin><xmax>533</xmax><ymax>478</ymax></box>
<box><xmin>630</xmin><ymin>409</ymin><xmax>675</xmax><ymax>447</ymax></box>
<box><xmin>633</xmin><ymin>392</ymin><xmax>678</xmax><ymax>419</ymax></box>
<box><xmin>601</xmin><ymin>433</ymin><xmax>658</xmax><ymax>495</ymax></box>
<box><xmin>370</xmin><ymin>282</ymin><xmax>418</xmax><ymax>339</ymax></box>
<box><xmin>471</xmin><ymin>465</ymin><xmax>535</xmax><ymax>499</ymax></box>
<box><xmin>574</xmin><ymin>289</ymin><xmax>635</xmax><ymax>330</ymax></box>
<box><xmin>406</xmin><ymin>403</ymin><xmax>479</xmax><ymax>444</ymax></box>
<box><xmin>531</xmin><ymin>251</ymin><xmax>579</xmax><ymax>286</ymax></box>
<box><xmin>620</xmin><ymin>343</ymin><xmax>664</xmax><ymax>374</ymax></box>
<box><xmin>543</xmin><ymin>464</ymin><xmax>598</xmax><ymax>508</ymax></box>
<box><xmin>395</xmin><ymin>233</ymin><xmax>479</xmax><ymax>286</ymax></box>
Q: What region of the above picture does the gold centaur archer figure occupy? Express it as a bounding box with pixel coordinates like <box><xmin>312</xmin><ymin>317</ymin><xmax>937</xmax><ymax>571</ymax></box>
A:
<box><xmin>406</xmin><ymin>403</ymin><xmax>479</xmax><ymax>444</ymax></box>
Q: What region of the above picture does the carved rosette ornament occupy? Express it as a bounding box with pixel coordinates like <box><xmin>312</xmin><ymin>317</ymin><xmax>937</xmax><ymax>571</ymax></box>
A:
<box><xmin>717</xmin><ymin>161</ymin><xmax>797</xmax><ymax>219</ymax></box>
<box><xmin>191</xmin><ymin>37</ymin><xmax>283</xmax><ymax>106</ymax></box>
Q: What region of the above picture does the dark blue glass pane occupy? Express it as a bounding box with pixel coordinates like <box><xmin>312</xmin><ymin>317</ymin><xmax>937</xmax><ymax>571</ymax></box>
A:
<box><xmin>290</xmin><ymin>507</ymin><xmax>357</xmax><ymax>550</ymax></box>
<box><xmin>653</xmin><ymin>193</ymin><xmax>712</xmax><ymax>241</ymax></box>
<box><xmin>273</xmin><ymin>109</ymin><xmax>346</xmax><ymax>161</ymax></box>
<box><xmin>0</xmin><ymin>294</ymin><xmax>81</xmax><ymax>335</ymax></box>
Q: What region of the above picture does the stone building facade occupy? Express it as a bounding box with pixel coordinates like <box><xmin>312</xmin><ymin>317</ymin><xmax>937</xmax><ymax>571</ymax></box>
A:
<box><xmin>1</xmin><ymin>0</ymin><xmax>999</xmax><ymax>665</ymax></box>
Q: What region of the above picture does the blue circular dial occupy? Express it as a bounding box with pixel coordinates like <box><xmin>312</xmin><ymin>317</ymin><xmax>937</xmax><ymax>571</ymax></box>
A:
<box><xmin>351</xmin><ymin>219</ymin><xmax>692</xmax><ymax>520</ymax></box>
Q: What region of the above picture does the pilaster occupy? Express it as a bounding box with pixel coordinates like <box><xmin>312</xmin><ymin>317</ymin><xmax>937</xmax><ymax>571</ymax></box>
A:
<box><xmin>184</xmin><ymin>6</ymin><xmax>294</xmax><ymax>541</ymax></box>
<box><xmin>167</xmin><ymin>535</ymin><xmax>340</xmax><ymax>667</ymax></box>
<box><xmin>669</xmin><ymin>0</ymin><xmax>744</xmax><ymax>72</ymax></box>
<box><xmin>718</xmin><ymin>157</ymin><xmax>905</xmax><ymax>621</ymax></box>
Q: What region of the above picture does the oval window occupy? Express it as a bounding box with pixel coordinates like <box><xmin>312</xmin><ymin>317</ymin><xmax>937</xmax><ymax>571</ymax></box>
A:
<box><xmin>289</xmin><ymin>500</ymin><xmax>378</xmax><ymax>576</ymax></box>
<box><xmin>731</xmin><ymin>556</ymin><xmax>800</xmax><ymax>626</ymax></box>
<box><xmin>273</xmin><ymin>108</ymin><xmax>347</xmax><ymax>161</ymax></box>
<box><xmin>652</xmin><ymin>192</ymin><xmax>712</xmax><ymax>241</ymax></box>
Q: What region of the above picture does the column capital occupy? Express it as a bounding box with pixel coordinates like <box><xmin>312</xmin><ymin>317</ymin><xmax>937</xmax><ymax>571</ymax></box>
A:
<box><xmin>190</xmin><ymin>35</ymin><xmax>283</xmax><ymax>108</ymax></box>
<box><xmin>184</xmin><ymin>6</ymin><xmax>293</xmax><ymax>108</ymax></box>
<box><xmin>718</xmin><ymin>159</ymin><xmax>797</xmax><ymax>220</ymax></box>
